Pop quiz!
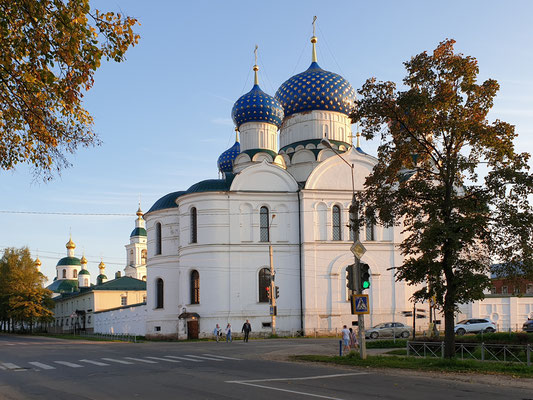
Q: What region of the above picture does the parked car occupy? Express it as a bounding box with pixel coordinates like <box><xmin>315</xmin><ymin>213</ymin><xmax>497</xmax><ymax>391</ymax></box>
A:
<box><xmin>365</xmin><ymin>322</ymin><xmax>412</xmax><ymax>339</ymax></box>
<box><xmin>523</xmin><ymin>319</ymin><xmax>533</xmax><ymax>333</ymax></box>
<box><xmin>454</xmin><ymin>318</ymin><xmax>496</xmax><ymax>335</ymax></box>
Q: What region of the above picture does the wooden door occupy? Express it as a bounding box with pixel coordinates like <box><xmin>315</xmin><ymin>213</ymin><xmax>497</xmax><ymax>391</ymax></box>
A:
<box><xmin>187</xmin><ymin>320</ymin><xmax>199</xmax><ymax>339</ymax></box>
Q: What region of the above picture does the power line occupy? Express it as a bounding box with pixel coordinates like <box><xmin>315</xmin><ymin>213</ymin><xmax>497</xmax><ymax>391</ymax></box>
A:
<box><xmin>0</xmin><ymin>210</ymin><xmax>132</xmax><ymax>216</ymax></box>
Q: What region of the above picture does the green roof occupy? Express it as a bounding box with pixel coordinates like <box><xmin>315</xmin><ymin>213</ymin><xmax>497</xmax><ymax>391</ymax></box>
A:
<box><xmin>78</xmin><ymin>269</ymin><xmax>90</xmax><ymax>275</ymax></box>
<box><xmin>130</xmin><ymin>227</ymin><xmax>147</xmax><ymax>237</ymax></box>
<box><xmin>56</xmin><ymin>256</ymin><xmax>81</xmax><ymax>266</ymax></box>
<box><xmin>146</xmin><ymin>191</ymin><xmax>185</xmax><ymax>215</ymax></box>
<box><xmin>46</xmin><ymin>279</ymin><xmax>79</xmax><ymax>293</ymax></box>
<box><xmin>93</xmin><ymin>276</ymin><xmax>146</xmax><ymax>291</ymax></box>
<box><xmin>242</xmin><ymin>148</ymin><xmax>277</xmax><ymax>160</ymax></box>
<box><xmin>186</xmin><ymin>174</ymin><xmax>235</xmax><ymax>194</ymax></box>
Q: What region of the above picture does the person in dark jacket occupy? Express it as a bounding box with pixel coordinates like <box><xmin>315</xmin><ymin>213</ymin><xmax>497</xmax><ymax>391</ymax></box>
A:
<box><xmin>241</xmin><ymin>320</ymin><xmax>252</xmax><ymax>342</ymax></box>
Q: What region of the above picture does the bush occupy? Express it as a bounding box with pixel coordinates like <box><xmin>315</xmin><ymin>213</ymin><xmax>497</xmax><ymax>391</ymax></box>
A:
<box><xmin>367</xmin><ymin>339</ymin><xmax>408</xmax><ymax>348</ymax></box>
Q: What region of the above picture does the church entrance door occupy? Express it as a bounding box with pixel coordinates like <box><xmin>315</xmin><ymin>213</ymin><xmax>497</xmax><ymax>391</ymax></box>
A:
<box><xmin>187</xmin><ymin>320</ymin><xmax>199</xmax><ymax>339</ymax></box>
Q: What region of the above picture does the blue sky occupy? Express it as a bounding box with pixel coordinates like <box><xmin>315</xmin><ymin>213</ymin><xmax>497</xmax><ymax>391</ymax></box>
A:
<box><xmin>1</xmin><ymin>0</ymin><xmax>532</xmax><ymax>285</ymax></box>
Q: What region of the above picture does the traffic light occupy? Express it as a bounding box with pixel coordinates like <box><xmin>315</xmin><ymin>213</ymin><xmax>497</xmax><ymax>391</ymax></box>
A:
<box><xmin>360</xmin><ymin>263</ymin><xmax>370</xmax><ymax>291</ymax></box>
<box><xmin>275</xmin><ymin>286</ymin><xmax>279</xmax><ymax>299</ymax></box>
<box><xmin>266</xmin><ymin>287</ymin><xmax>271</xmax><ymax>300</ymax></box>
<box><xmin>346</xmin><ymin>264</ymin><xmax>355</xmax><ymax>290</ymax></box>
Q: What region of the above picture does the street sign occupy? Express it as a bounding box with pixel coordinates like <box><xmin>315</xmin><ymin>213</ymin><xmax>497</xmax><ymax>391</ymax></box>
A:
<box><xmin>352</xmin><ymin>294</ymin><xmax>370</xmax><ymax>314</ymax></box>
<box><xmin>350</xmin><ymin>241</ymin><xmax>366</xmax><ymax>259</ymax></box>
<box><xmin>269</xmin><ymin>306</ymin><xmax>277</xmax><ymax>316</ymax></box>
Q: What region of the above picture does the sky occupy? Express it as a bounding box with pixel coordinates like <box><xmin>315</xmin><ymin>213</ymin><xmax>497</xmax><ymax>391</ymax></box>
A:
<box><xmin>1</xmin><ymin>0</ymin><xmax>533</xmax><ymax>285</ymax></box>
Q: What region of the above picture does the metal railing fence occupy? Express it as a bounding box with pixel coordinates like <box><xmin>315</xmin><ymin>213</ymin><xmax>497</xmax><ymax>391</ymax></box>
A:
<box><xmin>406</xmin><ymin>341</ymin><xmax>531</xmax><ymax>366</ymax></box>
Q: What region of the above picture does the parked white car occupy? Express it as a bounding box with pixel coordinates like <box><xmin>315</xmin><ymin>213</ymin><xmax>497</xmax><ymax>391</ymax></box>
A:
<box><xmin>454</xmin><ymin>318</ymin><xmax>496</xmax><ymax>335</ymax></box>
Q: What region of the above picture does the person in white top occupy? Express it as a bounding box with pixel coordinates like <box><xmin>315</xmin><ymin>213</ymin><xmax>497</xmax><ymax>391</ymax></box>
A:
<box><xmin>341</xmin><ymin>325</ymin><xmax>350</xmax><ymax>354</ymax></box>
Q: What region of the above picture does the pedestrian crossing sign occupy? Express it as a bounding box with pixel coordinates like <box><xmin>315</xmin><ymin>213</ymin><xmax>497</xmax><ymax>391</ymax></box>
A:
<box><xmin>352</xmin><ymin>294</ymin><xmax>370</xmax><ymax>314</ymax></box>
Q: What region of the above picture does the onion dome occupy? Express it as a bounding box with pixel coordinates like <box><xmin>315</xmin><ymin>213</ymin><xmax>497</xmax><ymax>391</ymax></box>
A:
<box><xmin>136</xmin><ymin>206</ymin><xmax>143</xmax><ymax>218</ymax></box>
<box><xmin>217</xmin><ymin>128</ymin><xmax>241</xmax><ymax>173</ymax></box>
<box><xmin>79</xmin><ymin>268</ymin><xmax>90</xmax><ymax>275</ymax></box>
<box><xmin>66</xmin><ymin>237</ymin><xmax>76</xmax><ymax>249</ymax></box>
<box><xmin>275</xmin><ymin>32</ymin><xmax>356</xmax><ymax>119</ymax></box>
<box><xmin>231</xmin><ymin>61</ymin><xmax>283</xmax><ymax>129</ymax></box>
<box><xmin>35</xmin><ymin>258</ymin><xmax>41</xmax><ymax>267</ymax></box>
<box><xmin>80</xmin><ymin>255</ymin><xmax>87</xmax><ymax>264</ymax></box>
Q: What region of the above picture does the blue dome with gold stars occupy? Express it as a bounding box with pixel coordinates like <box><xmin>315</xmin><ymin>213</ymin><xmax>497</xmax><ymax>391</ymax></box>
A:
<box><xmin>217</xmin><ymin>140</ymin><xmax>241</xmax><ymax>173</ymax></box>
<box><xmin>231</xmin><ymin>84</ymin><xmax>284</xmax><ymax>129</ymax></box>
<box><xmin>275</xmin><ymin>62</ymin><xmax>356</xmax><ymax>119</ymax></box>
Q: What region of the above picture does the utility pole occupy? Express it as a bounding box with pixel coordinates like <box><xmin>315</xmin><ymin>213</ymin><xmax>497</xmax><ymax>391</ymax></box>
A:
<box><xmin>350</xmin><ymin>196</ymin><xmax>367</xmax><ymax>359</ymax></box>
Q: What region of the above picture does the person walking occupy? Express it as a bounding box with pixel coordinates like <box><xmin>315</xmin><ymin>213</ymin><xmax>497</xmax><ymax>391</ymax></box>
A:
<box><xmin>213</xmin><ymin>324</ymin><xmax>222</xmax><ymax>342</ymax></box>
<box><xmin>341</xmin><ymin>325</ymin><xmax>350</xmax><ymax>354</ymax></box>
<box><xmin>349</xmin><ymin>327</ymin><xmax>358</xmax><ymax>351</ymax></box>
<box><xmin>225</xmin><ymin>323</ymin><xmax>232</xmax><ymax>343</ymax></box>
<box><xmin>241</xmin><ymin>320</ymin><xmax>252</xmax><ymax>342</ymax></box>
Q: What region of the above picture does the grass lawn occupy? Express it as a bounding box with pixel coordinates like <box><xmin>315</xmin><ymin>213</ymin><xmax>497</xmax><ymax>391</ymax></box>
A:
<box><xmin>292</xmin><ymin>353</ymin><xmax>533</xmax><ymax>378</ymax></box>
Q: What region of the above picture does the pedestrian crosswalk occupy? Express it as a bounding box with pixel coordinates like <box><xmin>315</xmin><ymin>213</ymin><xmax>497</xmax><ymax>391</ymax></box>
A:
<box><xmin>0</xmin><ymin>353</ymin><xmax>241</xmax><ymax>372</ymax></box>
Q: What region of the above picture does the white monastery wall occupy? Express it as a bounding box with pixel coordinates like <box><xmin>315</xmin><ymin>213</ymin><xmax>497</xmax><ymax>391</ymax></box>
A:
<box><xmin>94</xmin><ymin>304</ymin><xmax>147</xmax><ymax>336</ymax></box>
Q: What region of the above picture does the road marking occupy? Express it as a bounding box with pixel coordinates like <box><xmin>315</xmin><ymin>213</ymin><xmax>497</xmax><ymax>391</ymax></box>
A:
<box><xmin>232</xmin><ymin>382</ymin><xmax>344</xmax><ymax>399</ymax></box>
<box><xmin>145</xmin><ymin>357</ymin><xmax>181</xmax><ymax>363</ymax></box>
<box><xmin>184</xmin><ymin>354</ymin><xmax>223</xmax><ymax>361</ymax></box>
<box><xmin>202</xmin><ymin>354</ymin><xmax>242</xmax><ymax>360</ymax></box>
<box><xmin>165</xmin><ymin>355</ymin><xmax>203</xmax><ymax>362</ymax></box>
<box><xmin>28</xmin><ymin>362</ymin><xmax>55</xmax><ymax>370</ymax></box>
<box><xmin>124</xmin><ymin>357</ymin><xmax>158</xmax><ymax>364</ymax></box>
<box><xmin>54</xmin><ymin>361</ymin><xmax>83</xmax><ymax>368</ymax></box>
<box><xmin>101</xmin><ymin>358</ymin><xmax>134</xmax><ymax>365</ymax></box>
<box><xmin>227</xmin><ymin>372</ymin><xmax>369</xmax><ymax>384</ymax></box>
<box><xmin>79</xmin><ymin>359</ymin><xmax>109</xmax><ymax>366</ymax></box>
<box><xmin>1</xmin><ymin>363</ymin><xmax>22</xmax><ymax>370</ymax></box>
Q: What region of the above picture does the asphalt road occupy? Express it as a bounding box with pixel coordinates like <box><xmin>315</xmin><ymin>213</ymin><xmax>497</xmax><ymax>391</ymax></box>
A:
<box><xmin>0</xmin><ymin>334</ymin><xmax>532</xmax><ymax>400</ymax></box>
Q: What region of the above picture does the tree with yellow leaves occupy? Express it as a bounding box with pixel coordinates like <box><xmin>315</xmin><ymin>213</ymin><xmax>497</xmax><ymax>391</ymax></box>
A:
<box><xmin>0</xmin><ymin>0</ymin><xmax>140</xmax><ymax>179</ymax></box>
<box><xmin>0</xmin><ymin>247</ymin><xmax>53</xmax><ymax>332</ymax></box>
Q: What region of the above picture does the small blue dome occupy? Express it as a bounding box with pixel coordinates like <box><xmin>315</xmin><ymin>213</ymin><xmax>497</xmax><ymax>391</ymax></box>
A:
<box><xmin>275</xmin><ymin>62</ymin><xmax>356</xmax><ymax>118</ymax></box>
<box><xmin>231</xmin><ymin>85</ymin><xmax>284</xmax><ymax>128</ymax></box>
<box><xmin>217</xmin><ymin>140</ymin><xmax>240</xmax><ymax>173</ymax></box>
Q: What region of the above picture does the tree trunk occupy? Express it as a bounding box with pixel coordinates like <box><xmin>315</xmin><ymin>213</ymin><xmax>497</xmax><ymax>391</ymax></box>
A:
<box><xmin>443</xmin><ymin>305</ymin><xmax>455</xmax><ymax>358</ymax></box>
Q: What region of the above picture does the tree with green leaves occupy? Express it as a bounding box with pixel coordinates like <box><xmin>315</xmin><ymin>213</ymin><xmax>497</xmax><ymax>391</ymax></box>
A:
<box><xmin>351</xmin><ymin>39</ymin><xmax>533</xmax><ymax>358</ymax></box>
<box><xmin>0</xmin><ymin>0</ymin><xmax>140</xmax><ymax>179</ymax></box>
<box><xmin>0</xmin><ymin>247</ymin><xmax>53</xmax><ymax>332</ymax></box>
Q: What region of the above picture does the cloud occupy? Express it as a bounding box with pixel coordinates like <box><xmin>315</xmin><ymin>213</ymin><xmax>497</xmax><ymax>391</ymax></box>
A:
<box><xmin>211</xmin><ymin>118</ymin><xmax>234</xmax><ymax>126</ymax></box>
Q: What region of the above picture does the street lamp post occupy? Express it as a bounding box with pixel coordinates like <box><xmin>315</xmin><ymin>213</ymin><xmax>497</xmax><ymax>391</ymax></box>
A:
<box><xmin>269</xmin><ymin>214</ymin><xmax>277</xmax><ymax>336</ymax></box>
<box><xmin>320</xmin><ymin>138</ymin><xmax>367</xmax><ymax>359</ymax></box>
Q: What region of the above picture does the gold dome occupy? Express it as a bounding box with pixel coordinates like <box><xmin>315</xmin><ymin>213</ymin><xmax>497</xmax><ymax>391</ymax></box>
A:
<box><xmin>136</xmin><ymin>206</ymin><xmax>143</xmax><ymax>218</ymax></box>
<box><xmin>35</xmin><ymin>258</ymin><xmax>41</xmax><ymax>267</ymax></box>
<box><xmin>66</xmin><ymin>238</ymin><xmax>76</xmax><ymax>249</ymax></box>
<box><xmin>98</xmin><ymin>261</ymin><xmax>105</xmax><ymax>270</ymax></box>
<box><xmin>81</xmin><ymin>255</ymin><xmax>88</xmax><ymax>264</ymax></box>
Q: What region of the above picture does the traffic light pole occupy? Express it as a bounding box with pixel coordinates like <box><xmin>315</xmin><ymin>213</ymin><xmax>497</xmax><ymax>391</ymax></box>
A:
<box><xmin>269</xmin><ymin>244</ymin><xmax>276</xmax><ymax>336</ymax></box>
<box><xmin>351</xmin><ymin>197</ymin><xmax>367</xmax><ymax>360</ymax></box>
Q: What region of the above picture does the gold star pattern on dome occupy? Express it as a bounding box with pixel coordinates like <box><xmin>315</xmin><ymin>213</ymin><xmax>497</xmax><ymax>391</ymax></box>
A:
<box><xmin>275</xmin><ymin>63</ymin><xmax>356</xmax><ymax>118</ymax></box>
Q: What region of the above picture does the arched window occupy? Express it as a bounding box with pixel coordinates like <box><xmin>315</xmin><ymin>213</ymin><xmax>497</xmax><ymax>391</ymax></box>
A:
<box><xmin>190</xmin><ymin>270</ymin><xmax>199</xmax><ymax>304</ymax></box>
<box><xmin>141</xmin><ymin>249</ymin><xmax>147</xmax><ymax>265</ymax></box>
<box><xmin>73</xmin><ymin>270</ymin><xmax>77</xmax><ymax>278</ymax></box>
<box><xmin>155</xmin><ymin>222</ymin><xmax>162</xmax><ymax>255</ymax></box>
<box><xmin>84</xmin><ymin>279</ymin><xmax>89</xmax><ymax>286</ymax></box>
<box><xmin>156</xmin><ymin>278</ymin><xmax>164</xmax><ymax>309</ymax></box>
<box><xmin>190</xmin><ymin>207</ymin><xmax>197</xmax><ymax>243</ymax></box>
<box><xmin>260</xmin><ymin>206</ymin><xmax>269</xmax><ymax>242</ymax></box>
<box><xmin>332</xmin><ymin>205</ymin><xmax>342</xmax><ymax>241</ymax></box>
<box><xmin>366</xmin><ymin>219</ymin><xmax>375</xmax><ymax>241</ymax></box>
<box><xmin>258</xmin><ymin>268</ymin><xmax>271</xmax><ymax>303</ymax></box>
<box><xmin>62</xmin><ymin>269</ymin><xmax>66</xmax><ymax>279</ymax></box>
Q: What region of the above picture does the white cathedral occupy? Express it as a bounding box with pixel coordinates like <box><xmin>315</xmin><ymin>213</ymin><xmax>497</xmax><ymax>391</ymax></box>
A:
<box><xmin>140</xmin><ymin>32</ymin><xmax>420</xmax><ymax>339</ymax></box>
